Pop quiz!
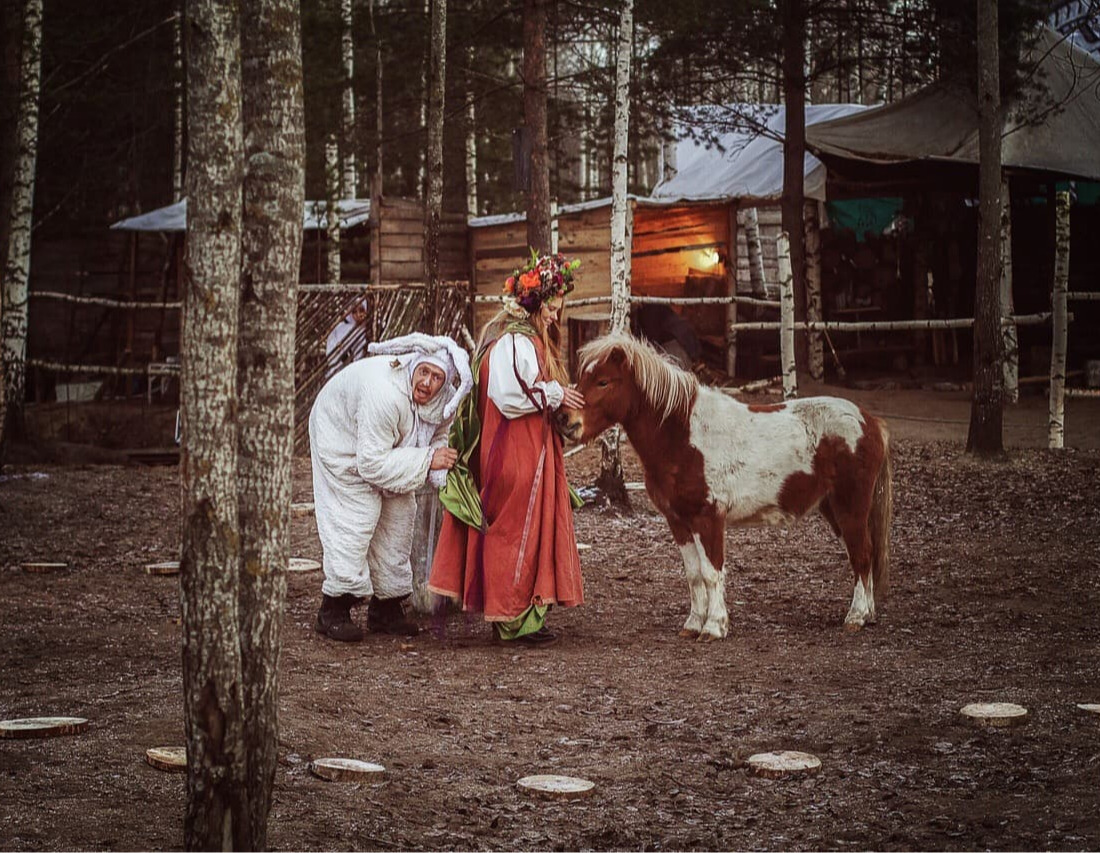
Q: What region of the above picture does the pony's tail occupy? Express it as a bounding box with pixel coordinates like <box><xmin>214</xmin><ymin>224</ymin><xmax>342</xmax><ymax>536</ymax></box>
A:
<box><xmin>870</xmin><ymin>418</ymin><xmax>893</xmax><ymax>598</ymax></box>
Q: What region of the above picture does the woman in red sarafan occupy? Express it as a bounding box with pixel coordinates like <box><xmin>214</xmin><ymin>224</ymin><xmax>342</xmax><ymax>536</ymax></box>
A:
<box><xmin>428</xmin><ymin>251</ymin><xmax>585</xmax><ymax>645</ymax></box>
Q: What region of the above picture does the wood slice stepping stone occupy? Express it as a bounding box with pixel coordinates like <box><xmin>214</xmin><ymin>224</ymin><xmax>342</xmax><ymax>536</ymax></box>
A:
<box><xmin>22</xmin><ymin>562</ymin><xmax>68</xmax><ymax>573</ymax></box>
<box><xmin>309</xmin><ymin>757</ymin><xmax>385</xmax><ymax>781</ymax></box>
<box><xmin>747</xmin><ymin>751</ymin><xmax>822</xmax><ymax>779</ymax></box>
<box><xmin>0</xmin><ymin>717</ymin><xmax>90</xmax><ymax>739</ymax></box>
<box><xmin>516</xmin><ymin>774</ymin><xmax>595</xmax><ymax>799</ymax></box>
<box><xmin>576</xmin><ymin>543</ymin><xmax>592</xmax><ymax>551</ymax></box>
<box><xmin>144</xmin><ymin>560</ymin><xmax>180</xmax><ymax>576</ymax></box>
<box><xmin>288</xmin><ymin>558</ymin><xmax>321</xmax><ymax>573</ymax></box>
<box><xmin>959</xmin><ymin>702</ymin><xmax>1028</xmax><ymax>727</ymax></box>
<box><xmin>1076</xmin><ymin>703</ymin><xmax>1100</xmax><ymax>716</ymax></box>
<box><xmin>291</xmin><ymin>502</ymin><xmax>315</xmax><ymax>517</ymax></box>
<box><xmin>145</xmin><ymin>746</ymin><xmax>187</xmax><ymax>772</ymax></box>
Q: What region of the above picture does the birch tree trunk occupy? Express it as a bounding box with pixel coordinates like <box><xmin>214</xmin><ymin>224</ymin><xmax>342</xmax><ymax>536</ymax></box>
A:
<box><xmin>172</xmin><ymin>1</ymin><xmax>185</xmax><ymax>202</ymax></box>
<box><xmin>1048</xmin><ymin>190</ymin><xmax>1070</xmax><ymax>450</ymax></box>
<box><xmin>966</xmin><ymin>0</ymin><xmax>1004</xmax><ymax>457</ymax></box>
<box><xmin>180</xmin><ymin>0</ymin><xmax>247</xmax><ymax>847</ymax></box>
<box><xmin>0</xmin><ymin>0</ymin><xmax>43</xmax><ymax>461</ymax></box>
<box><xmin>804</xmin><ymin>200</ymin><xmax>823</xmax><ymax>381</ymax></box>
<box><xmin>743</xmin><ymin>207</ymin><xmax>767</xmax><ymax>298</ymax></box>
<box><xmin>523</xmin><ymin>0</ymin><xmax>551</xmax><ymax>253</ymax></box>
<box><xmin>424</xmin><ymin>0</ymin><xmax>446</xmax><ymax>331</ymax></box>
<box><xmin>777</xmin><ymin>231</ymin><xmax>798</xmax><ymax>399</ymax></box>
<box><xmin>597</xmin><ymin>0</ymin><xmax>633</xmax><ymax>507</ymax></box>
<box><xmin>464</xmin><ymin>45</ymin><xmax>478</xmax><ymax>219</ymax></box>
<box><xmin>370</xmin><ymin>0</ymin><xmax>383</xmax><ymax>194</ymax></box>
<box><xmin>340</xmin><ymin>0</ymin><xmax>357</xmax><ymax>198</ymax></box>
<box><xmin>779</xmin><ymin>0</ymin><xmax>808</xmax><ymax>379</ymax></box>
<box><xmin>237</xmin><ymin>0</ymin><xmax>305</xmax><ymax>846</ymax></box>
<box><xmin>325</xmin><ymin>135</ymin><xmax>341</xmax><ymax>283</ymax></box>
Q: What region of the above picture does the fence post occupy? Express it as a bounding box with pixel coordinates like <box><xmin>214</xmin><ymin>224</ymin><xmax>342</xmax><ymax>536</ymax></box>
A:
<box><xmin>777</xmin><ymin>231</ymin><xmax>798</xmax><ymax>399</ymax></box>
<box><xmin>1048</xmin><ymin>190</ymin><xmax>1070</xmax><ymax>449</ymax></box>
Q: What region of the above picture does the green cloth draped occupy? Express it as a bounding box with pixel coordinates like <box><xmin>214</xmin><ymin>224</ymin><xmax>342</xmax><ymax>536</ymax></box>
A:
<box><xmin>437</xmin><ymin>324</ymin><xmax>584</xmax><ymax>530</ymax></box>
<box><xmin>494</xmin><ymin>603</ymin><xmax>549</xmax><ymax>640</ymax></box>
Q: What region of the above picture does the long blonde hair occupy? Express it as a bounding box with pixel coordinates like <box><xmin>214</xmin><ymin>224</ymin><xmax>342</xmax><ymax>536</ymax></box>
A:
<box><xmin>477</xmin><ymin>298</ymin><xmax>570</xmax><ymax>386</ymax></box>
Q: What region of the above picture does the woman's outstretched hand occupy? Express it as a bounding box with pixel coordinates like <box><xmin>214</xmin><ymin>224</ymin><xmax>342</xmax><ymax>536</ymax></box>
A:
<box><xmin>560</xmin><ymin>386</ymin><xmax>585</xmax><ymax>410</ymax></box>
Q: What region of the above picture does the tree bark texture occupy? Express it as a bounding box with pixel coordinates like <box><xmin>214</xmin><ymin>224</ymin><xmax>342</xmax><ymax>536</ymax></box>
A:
<box><xmin>465</xmin><ymin>45</ymin><xmax>478</xmax><ymax>218</ymax></box>
<box><xmin>777</xmin><ymin>231</ymin><xmax>798</xmax><ymax>399</ymax></box>
<box><xmin>780</xmin><ymin>0</ymin><xmax>808</xmax><ymax>377</ymax></box>
<box><xmin>424</xmin><ymin>0</ymin><xmax>446</xmax><ymax>331</ymax></box>
<box><xmin>340</xmin><ymin>0</ymin><xmax>357</xmax><ymax>198</ymax></box>
<box><xmin>966</xmin><ymin>0</ymin><xmax>1004</xmax><ymax>457</ymax></box>
<box><xmin>181</xmin><ymin>1</ymin><xmax>247</xmax><ymax>847</ymax></box>
<box><xmin>523</xmin><ymin>0</ymin><xmax>551</xmax><ymax>254</ymax></box>
<box><xmin>804</xmin><ymin>200</ymin><xmax>823</xmax><ymax>381</ymax></box>
<box><xmin>238</xmin><ymin>0</ymin><xmax>305</xmax><ymax>846</ymax></box>
<box><xmin>173</xmin><ymin>0</ymin><xmax>186</xmax><ymax>202</ymax></box>
<box><xmin>325</xmin><ymin>135</ymin><xmax>341</xmax><ymax>283</ymax></box>
<box><xmin>1048</xmin><ymin>191</ymin><xmax>1070</xmax><ymax>450</ymax></box>
<box><xmin>1000</xmin><ymin>179</ymin><xmax>1018</xmax><ymax>403</ymax></box>
<box><xmin>0</xmin><ymin>0</ymin><xmax>43</xmax><ymax>459</ymax></box>
<box><xmin>608</xmin><ymin>0</ymin><xmax>632</xmax><ymax>337</ymax></box>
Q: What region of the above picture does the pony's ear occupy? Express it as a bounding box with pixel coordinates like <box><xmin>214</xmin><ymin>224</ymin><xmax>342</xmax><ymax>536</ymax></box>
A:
<box><xmin>606</xmin><ymin>345</ymin><xmax>629</xmax><ymax>368</ymax></box>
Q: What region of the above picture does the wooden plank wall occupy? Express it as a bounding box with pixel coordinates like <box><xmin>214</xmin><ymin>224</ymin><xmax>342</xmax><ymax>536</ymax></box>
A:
<box><xmin>630</xmin><ymin>203</ymin><xmax>732</xmax><ymax>296</ymax></box>
<box><xmin>371</xmin><ymin>196</ymin><xmax>468</xmax><ymax>284</ymax></box>
<box><xmin>469</xmin><ymin>207</ymin><xmax>612</xmax><ymax>355</ymax></box>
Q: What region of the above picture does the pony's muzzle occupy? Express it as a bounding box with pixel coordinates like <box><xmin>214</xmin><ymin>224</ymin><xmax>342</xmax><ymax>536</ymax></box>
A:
<box><xmin>555</xmin><ymin>408</ymin><xmax>583</xmax><ymax>443</ymax></box>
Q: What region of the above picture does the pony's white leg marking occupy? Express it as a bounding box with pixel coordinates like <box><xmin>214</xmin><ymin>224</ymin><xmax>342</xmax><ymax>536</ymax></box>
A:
<box><xmin>678</xmin><ymin>541</ymin><xmax>707</xmax><ymax>636</ymax></box>
<box><xmin>695</xmin><ymin>534</ymin><xmax>729</xmax><ymax>640</ymax></box>
<box><xmin>844</xmin><ymin>574</ymin><xmax>875</xmax><ymax>630</ymax></box>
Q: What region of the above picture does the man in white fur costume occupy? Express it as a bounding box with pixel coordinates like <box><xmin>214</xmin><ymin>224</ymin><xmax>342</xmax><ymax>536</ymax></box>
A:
<box><xmin>309</xmin><ymin>332</ymin><xmax>472</xmax><ymax>641</ymax></box>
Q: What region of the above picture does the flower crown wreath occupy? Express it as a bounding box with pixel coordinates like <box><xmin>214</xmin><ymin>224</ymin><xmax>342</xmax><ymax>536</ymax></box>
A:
<box><xmin>502</xmin><ymin>250</ymin><xmax>581</xmax><ymax>319</ymax></box>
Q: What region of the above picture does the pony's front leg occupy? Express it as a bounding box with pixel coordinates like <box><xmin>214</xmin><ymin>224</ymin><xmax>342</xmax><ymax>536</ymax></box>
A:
<box><xmin>694</xmin><ymin>529</ymin><xmax>729</xmax><ymax>642</ymax></box>
<box><xmin>677</xmin><ymin>541</ymin><xmax>708</xmax><ymax>638</ymax></box>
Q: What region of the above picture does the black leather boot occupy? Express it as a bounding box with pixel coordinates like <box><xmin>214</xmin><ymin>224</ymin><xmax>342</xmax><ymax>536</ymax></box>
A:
<box><xmin>367</xmin><ymin>594</ymin><xmax>420</xmax><ymax>636</ymax></box>
<box><xmin>315</xmin><ymin>593</ymin><xmax>364</xmax><ymax>642</ymax></box>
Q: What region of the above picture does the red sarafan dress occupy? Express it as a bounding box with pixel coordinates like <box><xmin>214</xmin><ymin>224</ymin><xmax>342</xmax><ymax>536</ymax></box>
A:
<box><xmin>428</xmin><ymin>332</ymin><xmax>583</xmax><ymax>622</ymax></box>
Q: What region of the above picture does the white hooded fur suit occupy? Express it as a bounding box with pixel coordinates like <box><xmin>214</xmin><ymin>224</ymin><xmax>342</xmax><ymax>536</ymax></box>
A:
<box><xmin>309</xmin><ymin>334</ymin><xmax>472</xmax><ymax>600</ymax></box>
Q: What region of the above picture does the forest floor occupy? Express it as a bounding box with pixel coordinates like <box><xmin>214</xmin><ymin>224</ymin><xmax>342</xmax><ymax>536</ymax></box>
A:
<box><xmin>1</xmin><ymin>386</ymin><xmax>1099</xmax><ymax>851</ymax></box>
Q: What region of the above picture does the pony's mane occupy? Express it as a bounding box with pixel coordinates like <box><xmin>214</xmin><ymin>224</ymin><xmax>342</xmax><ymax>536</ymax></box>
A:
<box><xmin>578</xmin><ymin>333</ymin><xmax>698</xmax><ymax>423</ymax></box>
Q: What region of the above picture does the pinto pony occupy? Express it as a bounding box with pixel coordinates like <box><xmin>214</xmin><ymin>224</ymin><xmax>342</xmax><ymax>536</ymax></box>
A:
<box><xmin>559</xmin><ymin>333</ymin><xmax>893</xmax><ymax>641</ymax></box>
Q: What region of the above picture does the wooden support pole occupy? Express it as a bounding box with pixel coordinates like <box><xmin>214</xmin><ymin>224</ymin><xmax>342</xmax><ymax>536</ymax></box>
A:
<box><xmin>777</xmin><ymin>231</ymin><xmax>797</xmax><ymax>399</ymax></box>
<box><xmin>1048</xmin><ymin>190</ymin><xmax>1070</xmax><ymax>450</ymax></box>
<box><xmin>726</xmin><ymin>204</ymin><xmax>738</xmax><ymax>378</ymax></box>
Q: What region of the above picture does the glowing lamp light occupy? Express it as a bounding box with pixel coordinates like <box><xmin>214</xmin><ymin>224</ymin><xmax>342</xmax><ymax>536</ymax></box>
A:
<box><xmin>699</xmin><ymin>247</ymin><xmax>721</xmax><ymax>269</ymax></box>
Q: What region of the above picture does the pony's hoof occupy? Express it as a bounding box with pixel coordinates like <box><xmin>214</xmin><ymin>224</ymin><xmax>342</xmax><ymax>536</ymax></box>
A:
<box><xmin>678</xmin><ymin>628</ymin><xmax>700</xmax><ymax>639</ymax></box>
<box><xmin>696</xmin><ymin>631</ymin><xmax>720</xmax><ymax>643</ymax></box>
<box><xmin>843</xmin><ymin>620</ymin><xmax>864</xmax><ymax>633</ymax></box>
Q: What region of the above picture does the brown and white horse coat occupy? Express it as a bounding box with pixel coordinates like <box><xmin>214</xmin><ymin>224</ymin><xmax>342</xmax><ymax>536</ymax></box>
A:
<box><xmin>561</xmin><ymin>333</ymin><xmax>893</xmax><ymax>641</ymax></box>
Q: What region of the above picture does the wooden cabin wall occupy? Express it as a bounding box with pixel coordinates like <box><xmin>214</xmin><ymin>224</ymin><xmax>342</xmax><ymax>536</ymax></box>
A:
<box><xmin>371</xmin><ymin>196</ymin><xmax>467</xmax><ymax>284</ymax></box>
<box><xmin>470</xmin><ymin>207</ymin><xmax>612</xmax><ymax>355</ymax></box>
<box><xmin>630</xmin><ymin>203</ymin><xmax>731</xmax><ymax>294</ymax></box>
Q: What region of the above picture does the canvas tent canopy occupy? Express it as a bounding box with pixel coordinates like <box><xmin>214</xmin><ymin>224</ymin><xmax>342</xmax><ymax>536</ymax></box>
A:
<box><xmin>110</xmin><ymin>198</ymin><xmax>372</xmax><ymax>232</ymax></box>
<box><xmin>805</xmin><ymin>28</ymin><xmax>1100</xmax><ymax>182</ymax></box>
<box><xmin>651</xmin><ymin>104</ymin><xmax>868</xmax><ymax>202</ymax></box>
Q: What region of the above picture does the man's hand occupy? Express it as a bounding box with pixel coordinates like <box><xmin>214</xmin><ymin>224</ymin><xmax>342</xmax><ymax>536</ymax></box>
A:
<box><xmin>430</xmin><ymin>447</ymin><xmax>459</xmax><ymax>471</ymax></box>
<box><xmin>560</xmin><ymin>386</ymin><xmax>585</xmax><ymax>410</ymax></box>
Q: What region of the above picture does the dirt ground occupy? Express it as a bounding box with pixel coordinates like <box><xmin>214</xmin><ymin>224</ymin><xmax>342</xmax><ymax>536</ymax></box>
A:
<box><xmin>2</xmin><ymin>387</ymin><xmax>1100</xmax><ymax>851</ymax></box>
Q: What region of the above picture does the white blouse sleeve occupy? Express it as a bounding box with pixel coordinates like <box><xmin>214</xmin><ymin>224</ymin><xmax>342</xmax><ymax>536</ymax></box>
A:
<box><xmin>487</xmin><ymin>333</ymin><xmax>564</xmax><ymax>418</ymax></box>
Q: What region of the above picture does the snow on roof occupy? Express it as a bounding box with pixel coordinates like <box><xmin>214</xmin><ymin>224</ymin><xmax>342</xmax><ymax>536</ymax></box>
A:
<box><xmin>651</xmin><ymin>103</ymin><xmax>869</xmax><ymax>203</ymax></box>
<box><xmin>110</xmin><ymin>198</ymin><xmax>372</xmax><ymax>232</ymax></box>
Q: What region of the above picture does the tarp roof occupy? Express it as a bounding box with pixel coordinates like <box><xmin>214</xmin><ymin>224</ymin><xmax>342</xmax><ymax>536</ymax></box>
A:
<box><xmin>805</xmin><ymin>28</ymin><xmax>1100</xmax><ymax>182</ymax></box>
<box><xmin>650</xmin><ymin>103</ymin><xmax>868</xmax><ymax>202</ymax></box>
<box><xmin>110</xmin><ymin>198</ymin><xmax>372</xmax><ymax>232</ymax></box>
